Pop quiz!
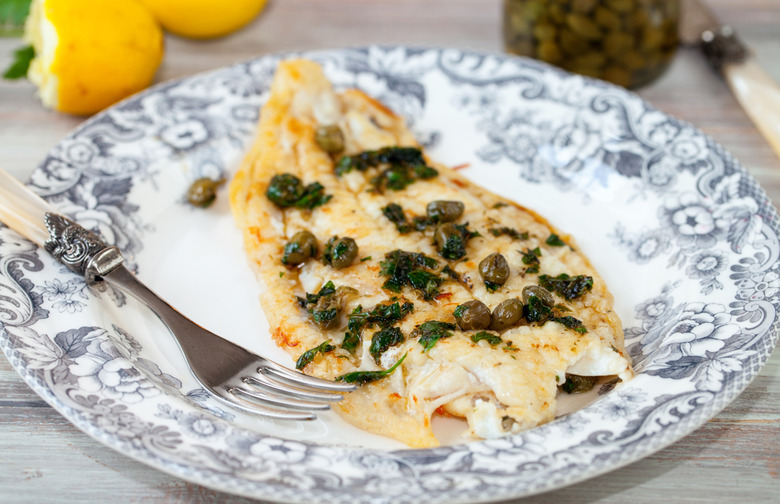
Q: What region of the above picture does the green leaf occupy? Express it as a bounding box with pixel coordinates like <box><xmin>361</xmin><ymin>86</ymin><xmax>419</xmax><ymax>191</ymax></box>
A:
<box><xmin>546</xmin><ymin>233</ymin><xmax>566</xmax><ymax>247</ymax></box>
<box><xmin>336</xmin><ymin>353</ymin><xmax>407</xmax><ymax>385</ymax></box>
<box><xmin>0</xmin><ymin>0</ymin><xmax>31</xmax><ymax>37</ymax></box>
<box><xmin>470</xmin><ymin>331</ymin><xmax>502</xmax><ymax>346</ymax></box>
<box><xmin>369</xmin><ymin>326</ymin><xmax>404</xmax><ymax>364</ymax></box>
<box><xmin>415</xmin><ymin>320</ymin><xmax>456</xmax><ymax>351</ymax></box>
<box><xmin>3</xmin><ymin>44</ymin><xmax>33</xmax><ymax>79</ymax></box>
<box><xmin>295</xmin><ymin>340</ymin><xmax>335</xmax><ymax>370</ymax></box>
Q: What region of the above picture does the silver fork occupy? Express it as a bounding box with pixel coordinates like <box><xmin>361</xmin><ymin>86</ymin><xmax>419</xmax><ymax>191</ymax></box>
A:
<box><xmin>0</xmin><ymin>167</ymin><xmax>355</xmax><ymax>420</ymax></box>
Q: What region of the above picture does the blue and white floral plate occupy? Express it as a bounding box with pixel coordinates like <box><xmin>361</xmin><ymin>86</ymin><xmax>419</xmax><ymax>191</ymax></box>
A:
<box><xmin>1</xmin><ymin>47</ymin><xmax>778</xmax><ymax>503</ymax></box>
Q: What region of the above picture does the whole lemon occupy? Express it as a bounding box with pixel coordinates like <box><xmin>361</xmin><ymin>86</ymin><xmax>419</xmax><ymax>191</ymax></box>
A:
<box><xmin>137</xmin><ymin>0</ymin><xmax>268</xmax><ymax>39</ymax></box>
<box><xmin>24</xmin><ymin>0</ymin><xmax>164</xmax><ymax>116</ymax></box>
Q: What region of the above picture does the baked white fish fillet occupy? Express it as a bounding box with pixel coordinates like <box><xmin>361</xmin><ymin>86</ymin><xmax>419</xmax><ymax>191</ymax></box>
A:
<box><xmin>229</xmin><ymin>59</ymin><xmax>633</xmax><ymax>448</ymax></box>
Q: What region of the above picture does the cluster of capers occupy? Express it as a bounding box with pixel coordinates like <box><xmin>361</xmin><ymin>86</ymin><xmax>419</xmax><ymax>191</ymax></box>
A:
<box><xmin>503</xmin><ymin>0</ymin><xmax>679</xmax><ymax>88</ymax></box>
<box><xmin>428</xmin><ymin>200</ymin><xmax>472</xmax><ymax>260</ymax></box>
<box><xmin>454</xmin><ymin>285</ymin><xmax>556</xmax><ymax>332</ymax></box>
<box><xmin>282</xmin><ymin>231</ymin><xmax>359</xmax><ymax>269</ymax></box>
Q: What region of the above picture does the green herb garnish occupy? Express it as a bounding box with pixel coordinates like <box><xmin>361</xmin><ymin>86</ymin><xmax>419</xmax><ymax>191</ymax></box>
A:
<box><xmin>379</xmin><ymin>249</ymin><xmax>443</xmax><ymax>300</ymax></box>
<box><xmin>489</xmin><ymin>227</ymin><xmax>529</xmax><ymax>240</ymax></box>
<box><xmin>382</xmin><ymin>203</ymin><xmax>412</xmax><ymax>233</ymax></box>
<box><xmin>266</xmin><ymin>173</ymin><xmax>331</xmax><ymax>209</ymax></box>
<box><xmin>342</xmin><ymin>301</ymin><xmax>414</xmax><ymax>353</ymax></box>
<box><xmin>524</xmin><ymin>295</ymin><xmax>553</xmax><ymax>323</ymax></box>
<box><xmin>551</xmin><ymin>316</ymin><xmax>588</xmax><ymax>334</ymax></box>
<box><xmin>546</xmin><ymin>233</ymin><xmax>566</xmax><ymax>246</ymax></box>
<box><xmin>336</xmin><ymin>353</ymin><xmax>407</xmax><ymax>385</ymax></box>
<box><xmin>295</xmin><ymin>340</ymin><xmax>336</xmax><ymax>370</ymax></box>
<box><xmin>539</xmin><ymin>273</ymin><xmax>594</xmax><ymax>300</ymax></box>
<box><xmin>369</xmin><ymin>326</ymin><xmax>404</xmax><ymax>364</ymax></box>
<box><xmin>414</xmin><ymin>320</ymin><xmax>456</xmax><ymax>351</ymax></box>
<box><xmin>470</xmin><ymin>331</ymin><xmax>502</xmax><ymax>346</ymax></box>
<box><xmin>336</xmin><ymin>147</ymin><xmax>438</xmax><ymax>192</ymax></box>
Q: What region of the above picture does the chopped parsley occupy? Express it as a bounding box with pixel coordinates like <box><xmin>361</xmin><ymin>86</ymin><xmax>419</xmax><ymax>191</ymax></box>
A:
<box><xmin>436</xmin><ymin>222</ymin><xmax>479</xmax><ymax>260</ymax></box>
<box><xmin>489</xmin><ymin>227</ymin><xmax>529</xmax><ymax>240</ymax></box>
<box><xmin>546</xmin><ymin>233</ymin><xmax>566</xmax><ymax>247</ymax></box>
<box><xmin>379</xmin><ymin>249</ymin><xmax>443</xmax><ymax>300</ymax></box>
<box><xmin>295</xmin><ymin>340</ymin><xmax>336</xmax><ymax>370</ymax></box>
<box><xmin>335</xmin><ymin>147</ymin><xmax>438</xmax><ymax>192</ymax></box>
<box><xmin>382</xmin><ymin>203</ymin><xmax>412</xmax><ymax>233</ymax></box>
<box><xmin>470</xmin><ymin>331</ymin><xmax>502</xmax><ymax>346</ymax></box>
<box><xmin>524</xmin><ymin>295</ymin><xmax>553</xmax><ymax>323</ymax></box>
<box><xmin>336</xmin><ymin>353</ymin><xmax>407</xmax><ymax>385</ymax></box>
<box><xmin>342</xmin><ymin>301</ymin><xmax>414</xmax><ymax>353</ymax></box>
<box><xmin>539</xmin><ymin>273</ymin><xmax>594</xmax><ymax>300</ymax></box>
<box><xmin>369</xmin><ymin>326</ymin><xmax>404</xmax><ymax>364</ymax></box>
<box><xmin>266</xmin><ymin>173</ymin><xmax>332</xmax><ymax>209</ymax></box>
<box><xmin>297</xmin><ymin>281</ymin><xmax>336</xmax><ymax>307</ymax></box>
<box><xmin>522</xmin><ymin>294</ymin><xmax>587</xmax><ymax>333</ymax></box>
<box><xmin>296</xmin><ymin>281</ymin><xmax>350</xmax><ymax>330</ymax></box>
<box><xmin>521</xmin><ymin>247</ymin><xmax>542</xmax><ymax>274</ymax></box>
<box><xmin>381</xmin><ymin>202</ymin><xmax>435</xmax><ymax>233</ymax></box>
<box><xmin>550</xmin><ymin>315</ymin><xmax>588</xmax><ymax>334</ymax></box>
<box><xmin>414</xmin><ymin>320</ymin><xmax>456</xmax><ymax>351</ymax></box>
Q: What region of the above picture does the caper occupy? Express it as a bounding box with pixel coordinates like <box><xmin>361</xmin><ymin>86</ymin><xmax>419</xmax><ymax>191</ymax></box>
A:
<box><xmin>282</xmin><ymin>230</ymin><xmax>318</xmax><ymax>266</ymax></box>
<box><xmin>328</xmin><ymin>236</ymin><xmax>359</xmax><ymax>269</ymax></box>
<box><xmin>310</xmin><ymin>293</ymin><xmax>341</xmax><ymax>330</ymax></box>
<box><xmin>521</xmin><ymin>285</ymin><xmax>556</xmax><ymax>307</ymax></box>
<box><xmin>490</xmin><ymin>298</ymin><xmax>524</xmax><ymax>331</ymax></box>
<box><xmin>187</xmin><ymin>177</ymin><xmax>225</xmax><ymax>208</ymax></box>
<box><xmin>479</xmin><ymin>253</ymin><xmax>510</xmax><ymax>288</ymax></box>
<box><xmin>315</xmin><ymin>125</ymin><xmax>345</xmax><ymax>154</ymax></box>
<box><xmin>434</xmin><ymin>222</ymin><xmax>466</xmax><ymax>260</ymax></box>
<box><xmin>454</xmin><ymin>300</ymin><xmax>492</xmax><ymax>331</ymax></box>
<box><xmin>266</xmin><ymin>173</ymin><xmax>304</xmax><ymax>207</ymax></box>
<box><xmin>426</xmin><ymin>200</ymin><xmax>465</xmax><ymax>223</ymax></box>
<box><xmin>561</xmin><ymin>374</ymin><xmax>598</xmax><ymax>394</ymax></box>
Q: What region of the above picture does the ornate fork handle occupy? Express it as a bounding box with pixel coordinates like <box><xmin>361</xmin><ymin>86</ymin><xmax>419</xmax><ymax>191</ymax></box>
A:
<box><xmin>43</xmin><ymin>213</ymin><xmax>124</xmax><ymax>286</ymax></box>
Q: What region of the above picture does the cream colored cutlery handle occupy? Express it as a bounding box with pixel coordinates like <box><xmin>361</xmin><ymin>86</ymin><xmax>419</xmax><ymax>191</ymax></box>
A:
<box><xmin>724</xmin><ymin>58</ymin><xmax>780</xmax><ymax>161</ymax></box>
<box><xmin>0</xmin><ymin>167</ymin><xmax>54</xmax><ymax>247</ymax></box>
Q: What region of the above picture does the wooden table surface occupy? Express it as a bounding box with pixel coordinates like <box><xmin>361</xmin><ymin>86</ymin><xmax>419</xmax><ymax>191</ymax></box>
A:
<box><xmin>1</xmin><ymin>1</ymin><xmax>778</xmax><ymax>502</ymax></box>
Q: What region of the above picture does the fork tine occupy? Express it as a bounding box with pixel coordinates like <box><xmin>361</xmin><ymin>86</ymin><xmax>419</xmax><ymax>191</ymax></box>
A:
<box><xmin>243</xmin><ymin>375</ymin><xmax>345</xmax><ymax>402</ymax></box>
<box><xmin>219</xmin><ymin>390</ymin><xmax>318</xmax><ymax>421</ymax></box>
<box><xmin>229</xmin><ymin>385</ymin><xmax>331</xmax><ymax>412</ymax></box>
<box><xmin>259</xmin><ymin>361</ymin><xmax>357</xmax><ymax>393</ymax></box>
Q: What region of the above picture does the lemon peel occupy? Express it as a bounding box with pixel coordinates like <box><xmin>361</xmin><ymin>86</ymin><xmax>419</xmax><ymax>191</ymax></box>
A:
<box><xmin>137</xmin><ymin>0</ymin><xmax>267</xmax><ymax>40</ymax></box>
<box><xmin>24</xmin><ymin>0</ymin><xmax>164</xmax><ymax>116</ymax></box>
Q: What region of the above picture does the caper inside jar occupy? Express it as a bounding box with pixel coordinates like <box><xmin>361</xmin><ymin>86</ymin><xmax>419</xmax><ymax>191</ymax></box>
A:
<box><xmin>503</xmin><ymin>0</ymin><xmax>679</xmax><ymax>88</ymax></box>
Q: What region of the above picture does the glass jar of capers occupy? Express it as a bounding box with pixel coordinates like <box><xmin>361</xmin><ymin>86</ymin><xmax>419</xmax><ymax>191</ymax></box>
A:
<box><xmin>504</xmin><ymin>0</ymin><xmax>679</xmax><ymax>89</ymax></box>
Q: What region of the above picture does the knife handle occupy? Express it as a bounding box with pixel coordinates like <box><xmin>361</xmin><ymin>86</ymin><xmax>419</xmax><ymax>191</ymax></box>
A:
<box><xmin>0</xmin><ymin>166</ymin><xmax>52</xmax><ymax>247</ymax></box>
<box><xmin>724</xmin><ymin>58</ymin><xmax>780</xmax><ymax>161</ymax></box>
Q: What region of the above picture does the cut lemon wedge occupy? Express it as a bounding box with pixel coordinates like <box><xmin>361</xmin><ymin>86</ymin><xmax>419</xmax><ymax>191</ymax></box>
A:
<box><xmin>24</xmin><ymin>0</ymin><xmax>164</xmax><ymax>116</ymax></box>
